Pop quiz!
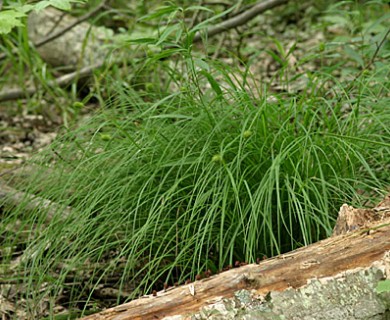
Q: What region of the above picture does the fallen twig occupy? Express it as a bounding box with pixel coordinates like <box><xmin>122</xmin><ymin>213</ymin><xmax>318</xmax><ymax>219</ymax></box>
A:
<box><xmin>0</xmin><ymin>62</ymin><xmax>104</xmax><ymax>102</ymax></box>
<box><xmin>193</xmin><ymin>0</ymin><xmax>289</xmax><ymax>42</ymax></box>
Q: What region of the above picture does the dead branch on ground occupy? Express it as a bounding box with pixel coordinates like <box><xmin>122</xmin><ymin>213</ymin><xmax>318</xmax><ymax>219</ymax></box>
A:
<box><xmin>193</xmin><ymin>0</ymin><xmax>289</xmax><ymax>42</ymax></box>
<box><xmin>0</xmin><ymin>62</ymin><xmax>104</xmax><ymax>102</ymax></box>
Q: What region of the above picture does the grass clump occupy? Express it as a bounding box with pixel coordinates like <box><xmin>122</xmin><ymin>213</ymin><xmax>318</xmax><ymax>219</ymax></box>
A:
<box><xmin>2</xmin><ymin>60</ymin><xmax>388</xmax><ymax>313</ymax></box>
<box><xmin>0</xmin><ymin>1</ymin><xmax>389</xmax><ymax>316</ymax></box>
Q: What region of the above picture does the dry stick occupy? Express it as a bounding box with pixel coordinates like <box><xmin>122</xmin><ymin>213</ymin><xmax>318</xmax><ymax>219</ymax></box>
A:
<box><xmin>193</xmin><ymin>0</ymin><xmax>289</xmax><ymax>42</ymax></box>
<box><xmin>45</xmin><ymin>11</ymin><xmax>68</xmax><ymax>40</ymax></box>
<box><xmin>0</xmin><ymin>62</ymin><xmax>104</xmax><ymax>102</ymax></box>
<box><xmin>0</xmin><ymin>1</ymin><xmax>107</xmax><ymax>61</ymax></box>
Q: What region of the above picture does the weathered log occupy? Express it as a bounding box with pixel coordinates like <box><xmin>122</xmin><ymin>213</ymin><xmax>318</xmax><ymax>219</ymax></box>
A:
<box><xmin>333</xmin><ymin>194</ymin><xmax>390</xmax><ymax>236</ymax></box>
<box><xmin>83</xmin><ymin>196</ymin><xmax>390</xmax><ymax>320</ymax></box>
<box><xmin>0</xmin><ymin>62</ymin><xmax>104</xmax><ymax>102</ymax></box>
<box><xmin>0</xmin><ymin>182</ymin><xmax>72</xmax><ymax>222</ymax></box>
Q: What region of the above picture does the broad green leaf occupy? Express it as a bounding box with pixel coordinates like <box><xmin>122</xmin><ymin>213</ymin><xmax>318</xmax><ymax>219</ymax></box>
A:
<box><xmin>362</xmin><ymin>12</ymin><xmax>390</xmax><ymax>34</ymax></box>
<box><xmin>190</xmin><ymin>4</ymin><xmax>237</xmax><ymax>33</ymax></box>
<box><xmin>156</xmin><ymin>24</ymin><xmax>181</xmax><ymax>46</ymax></box>
<box><xmin>200</xmin><ymin>70</ymin><xmax>222</xmax><ymax>96</ymax></box>
<box><xmin>185</xmin><ymin>6</ymin><xmax>214</xmax><ymax>13</ymax></box>
<box><xmin>322</xmin><ymin>15</ymin><xmax>350</xmax><ymax>28</ymax></box>
<box><xmin>147</xmin><ymin>48</ymin><xmax>185</xmax><ymax>62</ymax></box>
<box><xmin>34</xmin><ymin>0</ymin><xmax>84</xmax><ymax>11</ymax></box>
<box><xmin>140</xmin><ymin>6</ymin><xmax>180</xmax><ymax>21</ymax></box>
<box><xmin>376</xmin><ymin>280</ymin><xmax>390</xmax><ymax>293</ymax></box>
<box><xmin>175</xmin><ymin>27</ymin><xmax>183</xmax><ymax>43</ymax></box>
<box><xmin>0</xmin><ymin>10</ymin><xmax>25</xmax><ymax>34</ymax></box>
<box><xmin>344</xmin><ymin>45</ymin><xmax>364</xmax><ymax>67</ymax></box>
<box><xmin>17</xmin><ymin>4</ymin><xmax>34</xmax><ymax>13</ymax></box>
<box><xmin>194</xmin><ymin>58</ymin><xmax>210</xmax><ymax>71</ymax></box>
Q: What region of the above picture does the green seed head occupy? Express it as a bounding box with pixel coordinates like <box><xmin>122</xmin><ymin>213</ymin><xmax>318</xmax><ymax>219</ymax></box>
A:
<box><xmin>145</xmin><ymin>83</ymin><xmax>154</xmax><ymax>91</ymax></box>
<box><xmin>72</xmin><ymin>101</ymin><xmax>85</xmax><ymax>109</ymax></box>
<box><xmin>243</xmin><ymin>130</ymin><xmax>252</xmax><ymax>138</ymax></box>
<box><xmin>100</xmin><ymin>134</ymin><xmax>111</xmax><ymax>141</ymax></box>
<box><xmin>212</xmin><ymin>154</ymin><xmax>223</xmax><ymax>163</ymax></box>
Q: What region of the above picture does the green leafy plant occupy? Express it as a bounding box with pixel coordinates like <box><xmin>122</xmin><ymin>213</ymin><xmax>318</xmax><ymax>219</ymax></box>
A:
<box><xmin>376</xmin><ymin>280</ymin><xmax>390</xmax><ymax>294</ymax></box>
<box><xmin>0</xmin><ymin>10</ymin><xmax>26</xmax><ymax>34</ymax></box>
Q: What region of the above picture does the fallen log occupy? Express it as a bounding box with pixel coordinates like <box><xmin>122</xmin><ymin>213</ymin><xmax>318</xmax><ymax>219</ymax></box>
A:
<box><xmin>0</xmin><ymin>182</ymin><xmax>72</xmax><ymax>222</ymax></box>
<box><xmin>83</xmin><ymin>195</ymin><xmax>390</xmax><ymax>320</ymax></box>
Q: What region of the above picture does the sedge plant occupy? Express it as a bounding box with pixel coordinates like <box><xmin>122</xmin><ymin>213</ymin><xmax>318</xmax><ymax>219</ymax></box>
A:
<box><xmin>2</xmin><ymin>61</ymin><xmax>389</xmax><ymax>316</ymax></box>
<box><xmin>1</xmin><ymin>1</ymin><xmax>389</xmax><ymax>318</ymax></box>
